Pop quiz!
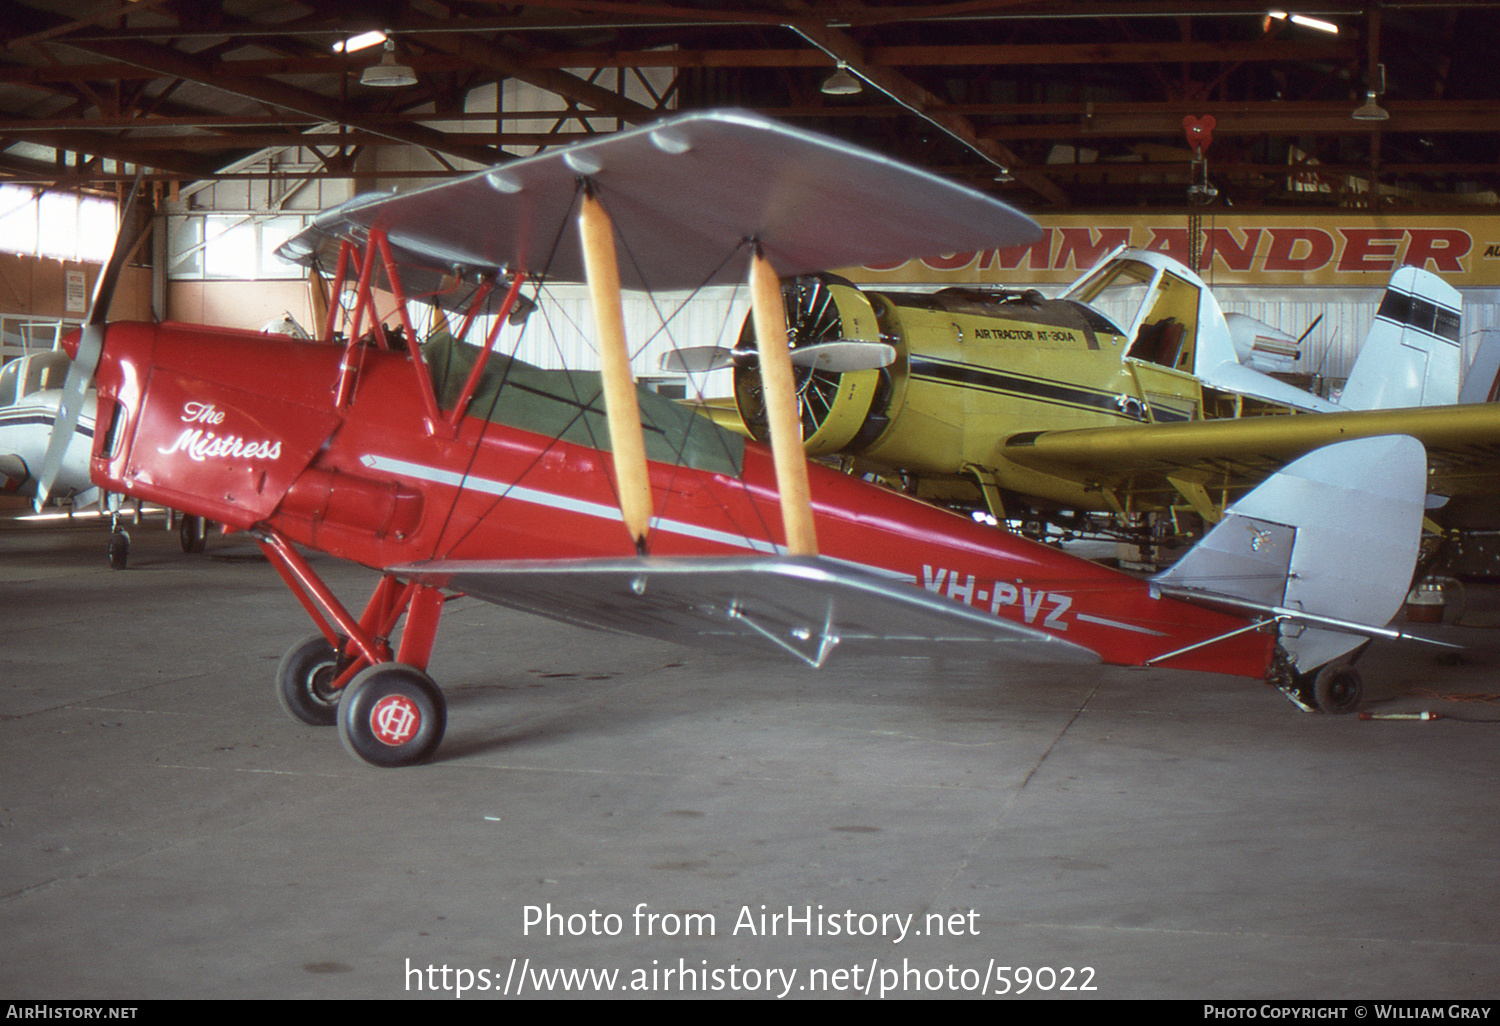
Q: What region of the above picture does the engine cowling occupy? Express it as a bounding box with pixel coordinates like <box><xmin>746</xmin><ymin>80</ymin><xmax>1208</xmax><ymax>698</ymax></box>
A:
<box><xmin>732</xmin><ymin>275</ymin><xmax>907</xmax><ymax>457</ymax></box>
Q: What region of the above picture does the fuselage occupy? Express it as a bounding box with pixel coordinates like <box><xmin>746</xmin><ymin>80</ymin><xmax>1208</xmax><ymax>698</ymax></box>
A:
<box><xmin>0</xmin><ymin>389</ymin><xmax>97</xmax><ymax>499</ymax></box>
<box><xmin>77</xmin><ymin>320</ymin><xmax>1273</xmax><ymax>679</ymax></box>
<box><xmin>727</xmin><ymin>255</ymin><xmax>1323</xmax><ymax>515</ymax></box>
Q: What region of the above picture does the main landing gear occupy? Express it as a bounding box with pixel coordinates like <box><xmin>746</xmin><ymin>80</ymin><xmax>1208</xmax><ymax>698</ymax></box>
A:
<box><xmin>337</xmin><ymin>663</ymin><xmax>447</xmax><ymax>768</ymax></box>
<box><xmin>102</xmin><ymin>508</ymin><xmax>212</xmax><ymax>570</ymax></box>
<box><xmin>256</xmin><ymin>529</ymin><xmax>449</xmax><ymax>768</ymax></box>
<box><xmin>108</xmin><ymin>527</ymin><xmax>130</xmax><ymax>570</ymax></box>
<box><xmin>275</xmin><ymin>633</ymin><xmax>346</xmax><ymax>726</ymax></box>
<box><xmin>105</xmin><ymin>496</ymin><xmax>131</xmax><ymax>570</ymax></box>
<box><xmin>179</xmin><ymin>514</ymin><xmax>209</xmax><ymax>553</ymax></box>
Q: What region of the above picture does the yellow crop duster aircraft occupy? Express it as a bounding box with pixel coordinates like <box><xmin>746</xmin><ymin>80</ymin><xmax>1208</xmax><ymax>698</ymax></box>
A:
<box><xmin>686</xmin><ymin>247</ymin><xmax>1499</xmax><ymax>547</ymax></box>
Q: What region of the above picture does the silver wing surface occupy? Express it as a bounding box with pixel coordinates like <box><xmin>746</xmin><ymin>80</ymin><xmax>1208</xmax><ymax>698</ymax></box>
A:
<box><xmin>276</xmin><ymin>109</ymin><xmax>1039</xmax><ymax>295</ymax></box>
<box><xmin>393</xmin><ymin>555</ymin><xmax>1099</xmax><ymax>667</ymax></box>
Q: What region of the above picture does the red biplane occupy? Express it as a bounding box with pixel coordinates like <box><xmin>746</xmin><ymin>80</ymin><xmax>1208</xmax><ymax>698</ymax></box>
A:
<box><xmin>37</xmin><ymin>112</ymin><xmax>1432</xmax><ymax>767</ymax></box>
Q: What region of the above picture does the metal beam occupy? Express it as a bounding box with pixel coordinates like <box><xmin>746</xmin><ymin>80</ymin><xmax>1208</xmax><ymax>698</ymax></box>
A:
<box><xmin>509</xmin><ymin>39</ymin><xmax>1357</xmax><ymax>69</ymax></box>
<box><xmin>784</xmin><ymin>11</ymin><xmax>1072</xmax><ymax>207</ymax></box>
<box><xmin>63</xmin><ymin>38</ymin><xmax>505</xmax><ymax>168</ymax></box>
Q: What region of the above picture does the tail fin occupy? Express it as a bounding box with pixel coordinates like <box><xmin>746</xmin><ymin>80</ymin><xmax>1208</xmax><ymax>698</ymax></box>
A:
<box><xmin>1153</xmin><ymin>435</ymin><xmax>1427</xmax><ymax>677</ymax></box>
<box><xmin>1339</xmin><ymin>266</ymin><xmax>1462</xmax><ymax>410</ymax></box>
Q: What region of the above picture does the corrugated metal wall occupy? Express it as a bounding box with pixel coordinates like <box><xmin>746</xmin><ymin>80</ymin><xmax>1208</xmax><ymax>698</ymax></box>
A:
<box><xmin>484</xmin><ymin>283</ymin><xmax>749</xmax><ymax>399</ymax></box>
<box><xmin>499</xmin><ymin>281</ymin><xmax>1500</xmax><ymax>400</ymax></box>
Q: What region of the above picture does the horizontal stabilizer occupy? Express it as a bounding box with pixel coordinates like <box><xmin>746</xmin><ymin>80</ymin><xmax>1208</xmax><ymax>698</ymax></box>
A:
<box><xmin>1153</xmin><ymin>434</ymin><xmax>1426</xmax><ymax>671</ymax></box>
<box><xmin>394</xmin><ymin>555</ymin><xmax>1100</xmax><ymax>668</ymax></box>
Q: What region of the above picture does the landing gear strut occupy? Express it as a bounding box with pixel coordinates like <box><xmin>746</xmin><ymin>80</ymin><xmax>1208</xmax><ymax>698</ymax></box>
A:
<box><xmin>103</xmin><ymin>498</ymin><xmax>130</xmax><ymax>570</ymax></box>
<box><xmin>257</xmin><ymin>527</ymin><xmax>450</xmax><ymax>767</ymax></box>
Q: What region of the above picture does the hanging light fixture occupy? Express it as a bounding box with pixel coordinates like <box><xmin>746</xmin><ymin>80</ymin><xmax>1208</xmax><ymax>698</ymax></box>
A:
<box><xmin>1353</xmin><ymin>64</ymin><xmax>1388</xmax><ymax>121</ymax></box>
<box><xmin>820</xmin><ymin>63</ymin><xmax>863</xmax><ymax>96</ymax></box>
<box><xmin>1353</xmin><ymin>90</ymin><xmax>1389</xmax><ymax>121</ymax></box>
<box><xmin>361</xmin><ymin>38</ymin><xmax>417</xmax><ymax>88</ymax></box>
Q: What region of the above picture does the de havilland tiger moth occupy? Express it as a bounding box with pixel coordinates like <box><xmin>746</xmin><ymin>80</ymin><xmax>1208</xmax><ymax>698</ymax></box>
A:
<box><xmin>31</xmin><ymin>110</ymin><xmax>1456</xmax><ymax>767</ymax></box>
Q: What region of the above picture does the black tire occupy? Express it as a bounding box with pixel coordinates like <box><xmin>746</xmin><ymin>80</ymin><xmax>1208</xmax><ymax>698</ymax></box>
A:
<box><xmin>1312</xmin><ymin>663</ymin><xmax>1363</xmax><ymax>715</ymax></box>
<box><xmin>276</xmin><ymin>633</ymin><xmax>347</xmax><ymax>726</ymax></box>
<box><xmin>180</xmin><ymin>515</ymin><xmax>208</xmax><ymax>553</ymax></box>
<box><xmin>337</xmin><ymin>663</ymin><xmax>446</xmax><ymax>768</ymax></box>
<box><xmin>108</xmin><ymin>530</ymin><xmax>129</xmax><ymax>570</ymax></box>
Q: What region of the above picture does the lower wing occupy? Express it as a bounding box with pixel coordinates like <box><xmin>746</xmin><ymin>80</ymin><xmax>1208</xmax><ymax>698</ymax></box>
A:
<box><xmin>998</xmin><ymin>401</ymin><xmax>1500</xmax><ymax>519</ymax></box>
<box><xmin>391</xmin><ymin>555</ymin><xmax>1101</xmax><ymax>668</ymax></box>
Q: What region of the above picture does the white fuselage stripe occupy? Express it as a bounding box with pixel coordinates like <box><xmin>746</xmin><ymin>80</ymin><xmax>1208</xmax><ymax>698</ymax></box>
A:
<box><xmin>1075</xmin><ymin>611</ymin><xmax>1166</xmax><ymax>636</ymax></box>
<box><xmin>363</xmin><ymin>453</ymin><xmax>785</xmax><ymax>554</ymax></box>
<box><xmin>362</xmin><ymin>454</ymin><xmax>1165</xmax><ymax>633</ymax></box>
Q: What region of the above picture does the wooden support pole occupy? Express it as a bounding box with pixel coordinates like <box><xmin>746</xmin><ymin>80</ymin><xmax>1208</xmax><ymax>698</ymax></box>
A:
<box><xmin>578</xmin><ymin>189</ymin><xmax>654</xmax><ymax>552</ymax></box>
<box><xmin>749</xmin><ymin>248</ymin><xmax>818</xmax><ymax>557</ymax></box>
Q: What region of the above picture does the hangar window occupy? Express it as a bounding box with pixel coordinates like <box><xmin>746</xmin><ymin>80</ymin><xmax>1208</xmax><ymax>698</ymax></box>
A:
<box><xmin>167</xmin><ymin>213</ymin><xmax>309</xmax><ymax>281</ymax></box>
<box><xmin>0</xmin><ymin>184</ymin><xmax>118</xmax><ymax>263</ymax></box>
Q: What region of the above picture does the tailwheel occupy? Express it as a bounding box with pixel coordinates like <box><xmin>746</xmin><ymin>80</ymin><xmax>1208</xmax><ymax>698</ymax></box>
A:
<box><xmin>275</xmin><ymin>633</ymin><xmax>351</xmax><ymax>726</ymax></box>
<box><xmin>337</xmin><ymin>663</ymin><xmax>446</xmax><ymax>768</ymax></box>
<box><xmin>1308</xmin><ymin>663</ymin><xmax>1363</xmax><ymax>715</ymax></box>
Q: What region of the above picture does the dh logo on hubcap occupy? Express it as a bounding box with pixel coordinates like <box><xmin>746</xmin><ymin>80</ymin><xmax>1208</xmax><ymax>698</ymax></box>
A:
<box><xmin>371</xmin><ymin>694</ymin><xmax>420</xmax><ymax>746</ymax></box>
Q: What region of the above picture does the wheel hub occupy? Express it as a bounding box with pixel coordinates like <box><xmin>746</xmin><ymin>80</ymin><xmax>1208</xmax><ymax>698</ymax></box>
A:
<box><xmin>370</xmin><ymin>693</ymin><xmax>422</xmax><ymax>746</ymax></box>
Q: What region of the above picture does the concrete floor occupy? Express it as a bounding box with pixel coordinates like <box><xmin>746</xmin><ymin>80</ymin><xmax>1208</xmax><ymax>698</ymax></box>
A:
<box><xmin>3</xmin><ymin>514</ymin><xmax>1499</xmax><ymax>1000</ymax></box>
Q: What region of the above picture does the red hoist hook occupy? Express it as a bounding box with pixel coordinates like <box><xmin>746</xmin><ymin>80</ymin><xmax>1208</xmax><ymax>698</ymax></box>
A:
<box><xmin>1182</xmin><ymin>116</ymin><xmax>1219</xmax><ymax>269</ymax></box>
<box><xmin>1182</xmin><ymin>114</ymin><xmax>1216</xmax><ymax>155</ymax></box>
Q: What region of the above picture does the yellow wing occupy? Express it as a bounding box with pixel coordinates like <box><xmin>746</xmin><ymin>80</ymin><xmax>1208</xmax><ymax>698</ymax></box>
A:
<box><xmin>996</xmin><ymin>402</ymin><xmax>1500</xmax><ymax>520</ymax></box>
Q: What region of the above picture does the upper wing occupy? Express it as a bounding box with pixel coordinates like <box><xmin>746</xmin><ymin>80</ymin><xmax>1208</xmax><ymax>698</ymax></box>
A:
<box><xmin>276</xmin><ymin>109</ymin><xmax>1039</xmax><ymax>294</ymax></box>
<box><xmin>999</xmin><ymin>401</ymin><xmax>1500</xmax><ymax>516</ymax></box>
<box><xmin>392</xmin><ymin>555</ymin><xmax>1100</xmax><ymax>667</ymax></box>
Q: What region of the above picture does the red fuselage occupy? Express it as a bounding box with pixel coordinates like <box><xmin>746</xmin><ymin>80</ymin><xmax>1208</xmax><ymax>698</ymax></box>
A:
<box><xmin>80</xmin><ymin>321</ymin><xmax>1272</xmax><ymax>679</ymax></box>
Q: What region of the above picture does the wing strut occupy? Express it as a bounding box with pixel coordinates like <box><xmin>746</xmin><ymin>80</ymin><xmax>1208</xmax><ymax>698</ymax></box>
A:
<box><xmin>749</xmin><ymin>247</ymin><xmax>818</xmax><ymax>557</ymax></box>
<box><xmin>578</xmin><ymin>188</ymin><xmax>654</xmax><ymax>553</ymax></box>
